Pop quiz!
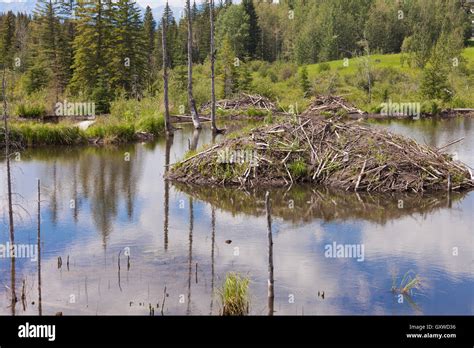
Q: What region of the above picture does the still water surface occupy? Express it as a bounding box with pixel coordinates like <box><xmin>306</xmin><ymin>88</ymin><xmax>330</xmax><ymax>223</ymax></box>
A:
<box><xmin>0</xmin><ymin>118</ymin><xmax>472</xmax><ymax>315</ymax></box>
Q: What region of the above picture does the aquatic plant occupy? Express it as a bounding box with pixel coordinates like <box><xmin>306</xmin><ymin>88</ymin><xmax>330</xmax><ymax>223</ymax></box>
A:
<box><xmin>219</xmin><ymin>272</ymin><xmax>250</xmax><ymax>316</ymax></box>
<box><xmin>391</xmin><ymin>270</ymin><xmax>422</xmax><ymax>295</ymax></box>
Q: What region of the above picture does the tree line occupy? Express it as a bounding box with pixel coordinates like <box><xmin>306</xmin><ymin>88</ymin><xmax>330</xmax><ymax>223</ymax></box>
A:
<box><xmin>0</xmin><ymin>0</ymin><xmax>471</xmax><ymax>116</ymax></box>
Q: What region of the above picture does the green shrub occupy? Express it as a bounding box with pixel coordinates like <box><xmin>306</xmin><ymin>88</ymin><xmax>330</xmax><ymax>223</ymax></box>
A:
<box><xmin>246</xmin><ymin>107</ymin><xmax>268</xmax><ymax>117</ymax></box>
<box><xmin>318</xmin><ymin>62</ymin><xmax>331</xmax><ymax>73</ymax></box>
<box><xmin>86</xmin><ymin>121</ymin><xmax>136</xmax><ymax>143</ymax></box>
<box><xmin>250</xmin><ymin>76</ymin><xmax>276</xmax><ymax>99</ymax></box>
<box><xmin>16</xmin><ymin>104</ymin><xmax>47</xmax><ymax>119</ymax></box>
<box><xmin>136</xmin><ymin>115</ymin><xmax>165</xmax><ymax>135</ymax></box>
<box><xmin>421</xmin><ymin>100</ymin><xmax>442</xmax><ymax>115</ymax></box>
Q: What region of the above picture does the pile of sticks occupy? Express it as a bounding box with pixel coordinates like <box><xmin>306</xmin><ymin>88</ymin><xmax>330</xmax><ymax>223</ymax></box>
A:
<box><xmin>168</xmin><ymin>117</ymin><xmax>474</xmax><ymax>193</ymax></box>
<box><xmin>301</xmin><ymin>95</ymin><xmax>366</xmax><ymax>117</ymax></box>
<box><xmin>201</xmin><ymin>93</ymin><xmax>277</xmax><ymax>112</ymax></box>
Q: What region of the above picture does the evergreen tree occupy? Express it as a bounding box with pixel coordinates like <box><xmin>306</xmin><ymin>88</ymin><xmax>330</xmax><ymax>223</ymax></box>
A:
<box><xmin>13</xmin><ymin>13</ymin><xmax>30</xmax><ymax>73</ymax></box>
<box><xmin>29</xmin><ymin>0</ymin><xmax>72</xmax><ymax>98</ymax></box>
<box><xmin>238</xmin><ymin>61</ymin><xmax>252</xmax><ymax>93</ymax></box>
<box><xmin>111</xmin><ymin>0</ymin><xmax>146</xmax><ymax>99</ymax></box>
<box><xmin>69</xmin><ymin>0</ymin><xmax>114</xmax><ymax>111</ymax></box>
<box><xmin>196</xmin><ymin>0</ymin><xmax>211</xmax><ymax>64</ymax></box>
<box><xmin>216</xmin><ymin>4</ymin><xmax>250</xmax><ymax>58</ymax></box>
<box><xmin>218</xmin><ymin>35</ymin><xmax>238</xmax><ymax>98</ymax></box>
<box><xmin>242</xmin><ymin>0</ymin><xmax>260</xmax><ymax>58</ymax></box>
<box><xmin>143</xmin><ymin>6</ymin><xmax>157</xmax><ymax>92</ymax></box>
<box><xmin>156</xmin><ymin>3</ymin><xmax>181</xmax><ymax>69</ymax></box>
<box><xmin>0</xmin><ymin>11</ymin><xmax>15</xmax><ymax>68</ymax></box>
<box><xmin>299</xmin><ymin>66</ymin><xmax>310</xmax><ymax>97</ymax></box>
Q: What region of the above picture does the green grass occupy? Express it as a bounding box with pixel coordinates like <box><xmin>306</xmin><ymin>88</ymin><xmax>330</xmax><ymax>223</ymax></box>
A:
<box><xmin>305</xmin><ymin>52</ymin><xmax>416</xmax><ymax>78</ymax></box>
<box><xmin>5</xmin><ymin>122</ymin><xmax>87</xmax><ymax>147</ymax></box>
<box><xmin>85</xmin><ymin>120</ymin><xmax>136</xmax><ymax>144</ymax></box>
<box><xmin>288</xmin><ymin>159</ymin><xmax>308</xmax><ymax>178</ymax></box>
<box><xmin>2</xmin><ymin>113</ymin><xmax>165</xmax><ymax>148</ymax></box>
<box><xmin>16</xmin><ymin>103</ymin><xmax>47</xmax><ymax>119</ymax></box>
<box><xmin>219</xmin><ymin>273</ymin><xmax>250</xmax><ymax>316</ymax></box>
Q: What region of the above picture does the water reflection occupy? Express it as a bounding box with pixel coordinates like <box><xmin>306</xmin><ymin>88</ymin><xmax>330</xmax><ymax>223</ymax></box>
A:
<box><xmin>173</xmin><ymin>184</ymin><xmax>469</xmax><ymax>225</ymax></box>
<box><xmin>0</xmin><ymin>120</ymin><xmax>472</xmax><ymax>316</ymax></box>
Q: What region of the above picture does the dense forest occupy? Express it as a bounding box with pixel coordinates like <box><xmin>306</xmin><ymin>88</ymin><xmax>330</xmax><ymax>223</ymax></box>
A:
<box><xmin>0</xmin><ymin>0</ymin><xmax>472</xmax><ymax>118</ymax></box>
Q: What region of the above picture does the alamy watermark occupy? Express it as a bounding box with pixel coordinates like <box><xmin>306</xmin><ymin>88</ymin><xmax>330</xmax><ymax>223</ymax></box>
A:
<box><xmin>380</xmin><ymin>99</ymin><xmax>420</xmax><ymax>119</ymax></box>
<box><xmin>0</xmin><ymin>242</ymin><xmax>38</xmax><ymax>262</ymax></box>
<box><xmin>55</xmin><ymin>100</ymin><xmax>95</xmax><ymax>118</ymax></box>
<box><xmin>324</xmin><ymin>242</ymin><xmax>365</xmax><ymax>262</ymax></box>
<box><xmin>217</xmin><ymin>148</ymin><xmax>259</xmax><ymax>166</ymax></box>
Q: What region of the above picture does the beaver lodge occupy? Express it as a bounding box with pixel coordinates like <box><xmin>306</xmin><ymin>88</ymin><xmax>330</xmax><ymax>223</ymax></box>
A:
<box><xmin>167</xmin><ymin>102</ymin><xmax>474</xmax><ymax>193</ymax></box>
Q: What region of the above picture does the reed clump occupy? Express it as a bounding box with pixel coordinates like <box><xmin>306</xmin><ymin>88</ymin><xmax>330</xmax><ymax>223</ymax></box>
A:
<box><xmin>0</xmin><ymin>114</ymin><xmax>165</xmax><ymax>148</ymax></box>
<box><xmin>219</xmin><ymin>273</ymin><xmax>250</xmax><ymax>316</ymax></box>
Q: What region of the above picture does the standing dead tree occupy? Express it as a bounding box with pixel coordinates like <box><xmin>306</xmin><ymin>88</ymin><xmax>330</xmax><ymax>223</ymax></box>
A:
<box><xmin>2</xmin><ymin>68</ymin><xmax>17</xmax><ymax>314</ymax></box>
<box><xmin>186</xmin><ymin>0</ymin><xmax>201</xmax><ymax>130</ymax></box>
<box><xmin>209</xmin><ymin>0</ymin><xmax>223</xmax><ymax>134</ymax></box>
<box><xmin>162</xmin><ymin>2</ymin><xmax>174</xmax><ymax>137</ymax></box>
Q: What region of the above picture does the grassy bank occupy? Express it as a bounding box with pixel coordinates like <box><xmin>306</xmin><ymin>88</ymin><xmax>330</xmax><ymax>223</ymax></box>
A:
<box><xmin>0</xmin><ymin>95</ymin><xmax>166</xmax><ymax>147</ymax></box>
<box><xmin>1</xmin><ymin>114</ymin><xmax>165</xmax><ymax>148</ymax></box>
<box><xmin>245</xmin><ymin>47</ymin><xmax>474</xmax><ymax>114</ymax></box>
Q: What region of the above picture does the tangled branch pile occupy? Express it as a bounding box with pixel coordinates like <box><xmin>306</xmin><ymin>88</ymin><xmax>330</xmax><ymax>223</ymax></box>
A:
<box><xmin>201</xmin><ymin>93</ymin><xmax>277</xmax><ymax>112</ymax></box>
<box><xmin>301</xmin><ymin>95</ymin><xmax>366</xmax><ymax>117</ymax></box>
<box><xmin>167</xmin><ymin>117</ymin><xmax>474</xmax><ymax>192</ymax></box>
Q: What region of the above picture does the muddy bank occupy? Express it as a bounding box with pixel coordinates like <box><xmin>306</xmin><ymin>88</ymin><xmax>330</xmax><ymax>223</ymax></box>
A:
<box><xmin>167</xmin><ymin>117</ymin><xmax>474</xmax><ymax>192</ymax></box>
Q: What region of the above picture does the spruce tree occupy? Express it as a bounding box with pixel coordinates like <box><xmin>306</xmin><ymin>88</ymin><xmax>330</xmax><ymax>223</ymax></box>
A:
<box><xmin>299</xmin><ymin>66</ymin><xmax>310</xmax><ymax>97</ymax></box>
<box><xmin>0</xmin><ymin>11</ymin><xmax>15</xmax><ymax>68</ymax></box>
<box><xmin>30</xmin><ymin>0</ymin><xmax>72</xmax><ymax>98</ymax></box>
<box><xmin>218</xmin><ymin>35</ymin><xmax>238</xmax><ymax>98</ymax></box>
<box><xmin>111</xmin><ymin>0</ymin><xmax>146</xmax><ymax>99</ymax></box>
<box><xmin>242</xmin><ymin>0</ymin><xmax>260</xmax><ymax>58</ymax></box>
<box><xmin>70</xmin><ymin>0</ymin><xmax>114</xmax><ymax>112</ymax></box>
<box><xmin>143</xmin><ymin>6</ymin><xmax>157</xmax><ymax>93</ymax></box>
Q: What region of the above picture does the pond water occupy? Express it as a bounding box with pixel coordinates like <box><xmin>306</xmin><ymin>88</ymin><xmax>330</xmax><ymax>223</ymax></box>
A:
<box><xmin>0</xmin><ymin>117</ymin><xmax>473</xmax><ymax>315</ymax></box>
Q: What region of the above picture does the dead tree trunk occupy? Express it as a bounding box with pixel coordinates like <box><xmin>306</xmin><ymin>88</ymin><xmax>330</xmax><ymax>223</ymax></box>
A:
<box><xmin>209</xmin><ymin>0</ymin><xmax>221</xmax><ymax>134</ymax></box>
<box><xmin>186</xmin><ymin>0</ymin><xmax>201</xmax><ymax>130</ymax></box>
<box><xmin>2</xmin><ymin>69</ymin><xmax>16</xmax><ymax>315</ymax></box>
<box><xmin>162</xmin><ymin>5</ymin><xmax>174</xmax><ymax>137</ymax></box>
<box><xmin>265</xmin><ymin>192</ymin><xmax>274</xmax><ymax>316</ymax></box>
